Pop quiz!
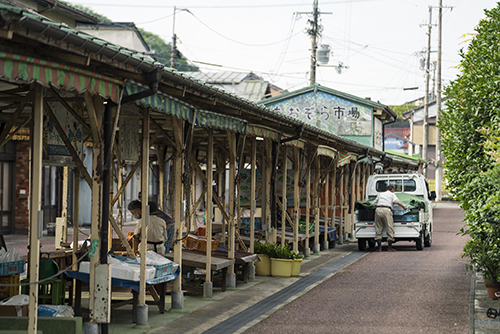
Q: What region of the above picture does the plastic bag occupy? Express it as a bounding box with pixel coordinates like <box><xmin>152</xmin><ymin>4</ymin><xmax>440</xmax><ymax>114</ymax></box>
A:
<box><xmin>38</xmin><ymin>305</ymin><xmax>74</xmax><ymax>317</ymax></box>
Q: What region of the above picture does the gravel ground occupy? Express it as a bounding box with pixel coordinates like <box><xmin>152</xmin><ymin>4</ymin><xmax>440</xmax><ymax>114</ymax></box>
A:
<box><xmin>244</xmin><ymin>205</ymin><xmax>470</xmax><ymax>334</ymax></box>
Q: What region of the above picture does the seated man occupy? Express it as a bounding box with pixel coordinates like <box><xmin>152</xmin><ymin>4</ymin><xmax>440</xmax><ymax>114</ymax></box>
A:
<box><xmin>148</xmin><ymin>201</ymin><xmax>175</xmax><ymax>254</ymax></box>
<box><xmin>127</xmin><ymin>200</ymin><xmax>168</xmax><ymax>255</ymax></box>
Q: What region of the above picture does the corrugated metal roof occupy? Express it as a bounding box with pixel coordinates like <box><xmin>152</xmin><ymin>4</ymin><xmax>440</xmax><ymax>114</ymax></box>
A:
<box><xmin>187</xmin><ymin>71</ymin><xmax>261</xmax><ymax>84</ymax></box>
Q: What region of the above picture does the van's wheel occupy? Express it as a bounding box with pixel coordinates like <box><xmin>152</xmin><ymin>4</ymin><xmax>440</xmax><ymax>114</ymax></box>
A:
<box><xmin>358</xmin><ymin>238</ymin><xmax>367</xmax><ymax>251</ymax></box>
<box><xmin>424</xmin><ymin>228</ymin><xmax>432</xmax><ymax>247</ymax></box>
<box><xmin>416</xmin><ymin>231</ymin><xmax>424</xmax><ymax>251</ymax></box>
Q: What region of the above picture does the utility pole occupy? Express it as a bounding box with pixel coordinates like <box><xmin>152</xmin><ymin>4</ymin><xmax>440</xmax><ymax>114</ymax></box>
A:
<box><xmin>297</xmin><ymin>1</ymin><xmax>331</xmax><ymax>85</ymax></box>
<box><xmin>435</xmin><ymin>0</ymin><xmax>443</xmax><ymax>200</ymax></box>
<box><xmin>309</xmin><ymin>0</ymin><xmax>319</xmax><ymax>85</ymax></box>
<box><xmin>422</xmin><ymin>6</ymin><xmax>432</xmax><ymax>178</ymax></box>
<box><xmin>170</xmin><ymin>6</ymin><xmax>178</xmax><ymax>69</ymax></box>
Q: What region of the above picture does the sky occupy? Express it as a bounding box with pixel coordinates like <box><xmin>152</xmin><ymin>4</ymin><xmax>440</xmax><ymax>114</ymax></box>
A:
<box><xmin>67</xmin><ymin>0</ymin><xmax>499</xmax><ymax>106</ymax></box>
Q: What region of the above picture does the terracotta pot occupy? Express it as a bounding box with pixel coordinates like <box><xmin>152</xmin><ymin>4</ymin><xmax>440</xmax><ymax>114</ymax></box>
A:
<box><xmin>485</xmin><ymin>282</ymin><xmax>500</xmax><ymax>300</ymax></box>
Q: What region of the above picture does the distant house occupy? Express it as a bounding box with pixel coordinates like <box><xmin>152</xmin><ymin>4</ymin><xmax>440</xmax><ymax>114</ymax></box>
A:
<box><xmin>77</xmin><ymin>22</ymin><xmax>152</xmax><ymax>55</ymax></box>
<box><xmin>402</xmin><ymin>100</ymin><xmax>445</xmax><ymax>180</ymax></box>
<box><xmin>187</xmin><ymin>71</ymin><xmax>284</xmax><ymax>102</ymax></box>
<box><xmin>260</xmin><ymin>83</ymin><xmax>396</xmax><ymax>151</ymax></box>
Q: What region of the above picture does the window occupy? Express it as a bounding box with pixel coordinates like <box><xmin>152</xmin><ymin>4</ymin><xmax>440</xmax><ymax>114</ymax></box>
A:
<box><xmin>375</xmin><ymin>179</ymin><xmax>416</xmax><ymax>192</ymax></box>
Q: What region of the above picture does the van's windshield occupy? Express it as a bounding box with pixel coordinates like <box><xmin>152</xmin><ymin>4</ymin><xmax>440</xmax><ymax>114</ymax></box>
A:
<box><xmin>375</xmin><ymin>179</ymin><xmax>417</xmax><ymax>192</ymax></box>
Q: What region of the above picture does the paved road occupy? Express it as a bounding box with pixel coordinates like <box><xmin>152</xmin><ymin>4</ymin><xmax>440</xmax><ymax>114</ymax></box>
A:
<box><xmin>244</xmin><ymin>203</ymin><xmax>470</xmax><ymax>334</ymax></box>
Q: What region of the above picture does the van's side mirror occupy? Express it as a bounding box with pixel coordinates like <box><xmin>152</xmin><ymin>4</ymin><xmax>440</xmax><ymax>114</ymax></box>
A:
<box><xmin>430</xmin><ymin>191</ymin><xmax>436</xmax><ymax>201</ymax></box>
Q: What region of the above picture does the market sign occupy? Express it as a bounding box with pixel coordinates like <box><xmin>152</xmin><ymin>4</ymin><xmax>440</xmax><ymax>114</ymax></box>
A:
<box><xmin>266</xmin><ymin>90</ymin><xmax>372</xmax><ymax>137</ymax></box>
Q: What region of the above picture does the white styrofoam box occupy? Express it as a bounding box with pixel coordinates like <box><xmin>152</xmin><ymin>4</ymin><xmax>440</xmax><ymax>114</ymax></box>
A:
<box><xmin>79</xmin><ymin>262</ymin><xmax>155</xmax><ymax>281</ymax></box>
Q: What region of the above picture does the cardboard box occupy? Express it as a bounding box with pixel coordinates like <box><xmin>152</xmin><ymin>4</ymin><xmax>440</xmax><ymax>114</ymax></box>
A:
<box><xmin>0</xmin><ymin>304</ymin><xmax>28</xmax><ymax>316</ymax></box>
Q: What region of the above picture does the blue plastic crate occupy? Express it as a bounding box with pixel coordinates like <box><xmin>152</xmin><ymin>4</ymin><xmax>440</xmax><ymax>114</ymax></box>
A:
<box><xmin>392</xmin><ymin>205</ymin><xmax>411</xmax><ymax>216</ymax></box>
<box><xmin>0</xmin><ymin>260</ymin><xmax>26</xmax><ymax>276</ymax></box>
<box><xmin>240</xmin><ymin>217</ymin><xmax>262</xmax><ymax>234</ymax></box>
<box><xmin>394</xmin><ymin>214</ymin><xmax>419</xmax><ymax>222</ymax></box>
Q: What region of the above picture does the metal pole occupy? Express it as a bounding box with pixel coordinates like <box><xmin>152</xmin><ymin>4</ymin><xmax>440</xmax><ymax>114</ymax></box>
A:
<box><xmin>170</xmin><ymin>6</ymin><xmax>177</xmax><ymax>69</ymax></box>
<box><xmin>435</xmin><ymin>0</ymin><xmax>443</xmax><ymax>200</ymax></box>
<box><xmin>422</xmin><ymin>6</ymin><xmax>432</xmax><ymax>178</ymax></box>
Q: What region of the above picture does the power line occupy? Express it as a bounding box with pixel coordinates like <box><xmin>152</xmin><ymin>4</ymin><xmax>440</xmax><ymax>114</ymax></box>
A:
<box><xmin>72</xmin><ymin>0</ymin><xmax>380</xmax><ymax>9</ymax></box>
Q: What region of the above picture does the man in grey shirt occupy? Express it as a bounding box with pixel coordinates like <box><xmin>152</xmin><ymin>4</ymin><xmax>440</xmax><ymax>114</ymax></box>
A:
<box><xmin>371</xmin><ymin>185</ymin><xmax>407</xmax><ymax>252</ymax></box>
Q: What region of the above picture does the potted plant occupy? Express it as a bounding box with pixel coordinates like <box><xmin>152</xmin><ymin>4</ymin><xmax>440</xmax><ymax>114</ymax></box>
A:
<box><xmin>270</xmin><ymin>243</ymin><xmax>294</xmax><ymax>278</ymax></box>
<box><xmin>462</xmin><ymin>220</ymin><xmax>500</xmax><ymax>299</ymax></box>
<box><xmin>254</xmin><ymin>241</ymin><xmax>272</xmax><ymax>276</ymax></box>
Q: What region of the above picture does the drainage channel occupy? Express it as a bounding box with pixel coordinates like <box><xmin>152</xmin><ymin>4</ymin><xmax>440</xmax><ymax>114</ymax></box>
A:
<box><xmin>202</xmin><ymin>251</ymin><xmax>365</xmax><ymax>334</ymax></box>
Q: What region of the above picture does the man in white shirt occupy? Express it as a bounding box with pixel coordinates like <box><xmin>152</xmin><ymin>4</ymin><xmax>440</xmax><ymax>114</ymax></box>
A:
<box><xmin>127</xmin><ymin>200</ymin><xmax>168</xmax><ymax>255</ymax></box>
<box><xmin>371</xmin><ymin>185</ymin><xmax>407</xmax><ymax>252</ymax></box>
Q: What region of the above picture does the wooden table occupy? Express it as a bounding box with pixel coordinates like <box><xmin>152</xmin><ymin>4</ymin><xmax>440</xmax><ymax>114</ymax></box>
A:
<box><xmin>65</xmin><ymin>269</ymin><xmax>179</xmax><ymax>323</ymax></box>
<box><xmin>166</xmin><ymin>250</ymin><xmax>234</xmax><ymax>291</ymax></box>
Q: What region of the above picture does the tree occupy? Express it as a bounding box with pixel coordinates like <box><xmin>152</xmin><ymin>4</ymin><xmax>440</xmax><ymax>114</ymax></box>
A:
<box><xmin>440</xmin><ymin>5</ymin><xmax>500</xmax><ymax>207</ymax></box>
<box><xmin>137</xmin><ymin>29</ymin><xmax>198</xmax><ymax>72</ymax></box>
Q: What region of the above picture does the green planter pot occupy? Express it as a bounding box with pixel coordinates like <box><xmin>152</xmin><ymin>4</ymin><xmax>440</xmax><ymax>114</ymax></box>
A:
<box><xmin>270</xmin><ymin>258</ymin><xmax>293</xmax><ymax>277</ymax></box>
<box><xmin>291</xmin><ymin>258</ymin><xmax>303</xmax><ymax>277</ymax></box>
<box><xmin>255</xmin><ymin>254</ymin><xmax>271</xmax><ymax>276</ymax></box>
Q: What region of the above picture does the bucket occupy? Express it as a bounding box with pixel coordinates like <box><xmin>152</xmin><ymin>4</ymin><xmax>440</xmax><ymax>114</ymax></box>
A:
<box><xmin>255</xmin><ymin>254</ymin><xmax>271</xmax><ymax>276</ymax></box>
<box><xmin>270</xmin><ymin>258</ymin><xmax>293</xmax><ymax>278</ymax></box>
<box><xmin>291</xmin><ymin>258</ymin><xmax>303</xmax><ymax>277</ymax></box>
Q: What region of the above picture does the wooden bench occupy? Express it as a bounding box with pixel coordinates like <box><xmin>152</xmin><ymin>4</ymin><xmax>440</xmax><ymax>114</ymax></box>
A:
<box><xmin>166</xmin><ymin>250</ymin><xmax>234</xmax><ymax>291</ymax></box>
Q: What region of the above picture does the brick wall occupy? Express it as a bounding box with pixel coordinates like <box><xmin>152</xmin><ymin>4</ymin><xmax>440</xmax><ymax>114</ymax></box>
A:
<box><xmin>14</xmin><ymin>141</ymin><xmax>30</xmax><ymax>233</ymax></box>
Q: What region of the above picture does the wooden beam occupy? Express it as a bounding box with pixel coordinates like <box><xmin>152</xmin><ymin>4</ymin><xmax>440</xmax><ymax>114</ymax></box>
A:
<box><xmin>44</xmin><ymin>102</ymin><xmax>93</xmax><ymax>187</ymax></box>
<box><xmin>49</xmin><ymin>87</ymin><xmax>91</xmax><ymax>134</ymax></box>
<box><xmin>109</xmin><ymin>214</ymin><xmax>135</xmax><ymax>257</ymax></box>
<box><xmin>0</xmin><ymin>99</ymin><xmax>28</xmax><ymax>147</ymax></box>
<box><xmin>83</xmin><ymin>91</ymin><xmax>101</xmax><ymax>144</ymax></box>
<box><xmin>0</xmin><ymin>116</ymin><xmax>31</xmax><ymax>148</ymax></box>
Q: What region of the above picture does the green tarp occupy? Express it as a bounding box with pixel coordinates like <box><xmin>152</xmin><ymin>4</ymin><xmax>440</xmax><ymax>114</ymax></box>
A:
<box><xmin>356</xmin><ymin>193</ymin><xmax>428</xmax><ymax>212</ymax></box>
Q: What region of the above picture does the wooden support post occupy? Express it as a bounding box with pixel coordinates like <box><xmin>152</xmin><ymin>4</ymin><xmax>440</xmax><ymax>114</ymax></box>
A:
<box><xmin>89</xmin><ymin>95</ymin><xmax>103</xmax><ymax>324</ymax></box>
<box><xmin>280</xmin><ymin>146</ymin><xmax>287</xmax><ymax>246</ymax></box>
<box><xmin>357</xmin><ymin>163</ymin><xmax>361</xmax><ymax>201</ymax></box>
<box><xmin>172</xmin><ymin>116</ymin><xmax>184</xmax><ymax>300</ymax></box>
<box><xmin>324</xmin><ymin>171</ymin><xmax>329</xmax><ymax>243</ymax></box>
<box><xmin>265</xmin><ymin>139</ymin><xmax>272</xmax><ymax>243</ymax></box>
<box><xmin>218</xmin><ymin>154</ymin><xmax>226</xmax><ymax>245</ymax></box>
<box><xmin>293</xmin><ymin>147</ymin><xmax>300</xmax><ymax>253</ymax></box>
<box><xmin>349</xmin><ymin>162</ymin><xmax>356</xmax><ymax>235</ymax></box>
<box><xmin>250</xmin><ymin>138</ymin><xmax>257</xmax><ymax>254</ymax></box>
<box><xmin>305</xmin><ymin>158</ymin><xmax>311</xmax><ymax>250</ymax></box>
<box><xmin>28</xmin><ymin>84</ymin><xmax>43</xmax><ymax>334</ymax></box>
<box><xmin>158</xmin><ymin>145</ymin><xmax>165</xmax><ymax>211</ymax></box>
<box><xmin>61</xmin><ymin>166</ymin><xmax>69</xmax><ymax>246</ymax></box>
<box><xmin>228</xmin><ymin>131</ymin><xmax>236</xmax><ymax>274</ymax></box>
<box><xmin>139</xmin><ymin>108</ymin><xmax>150</xmax><ymax>306</ymax></box>
<box><xmin>339</xmin><ymin>165</ymin><xmax>345</xmax><ymax>243</ymax></box>
<box><xmin>313</xmin><ymin>156</ymin><xmax>320</xmax><ymax>247</ymax></box>
<box><xmin>117</xmin><ymin>162</ymin><xmax>123</xmax><ymax>227</ymax></box>
<box><xmin>332</xmin><ymin>165</ymin><xmax>337</xmax><ymax>231</ymax></box>
<box><xmin>204</xmin><ymin>129</ymin><xmax>213</xmax><ymax>297</ymax></box>
<box><xmin>72</xmin><ymin>168</ymin><xmax>80</xmax><ymax>271</ymax></box>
